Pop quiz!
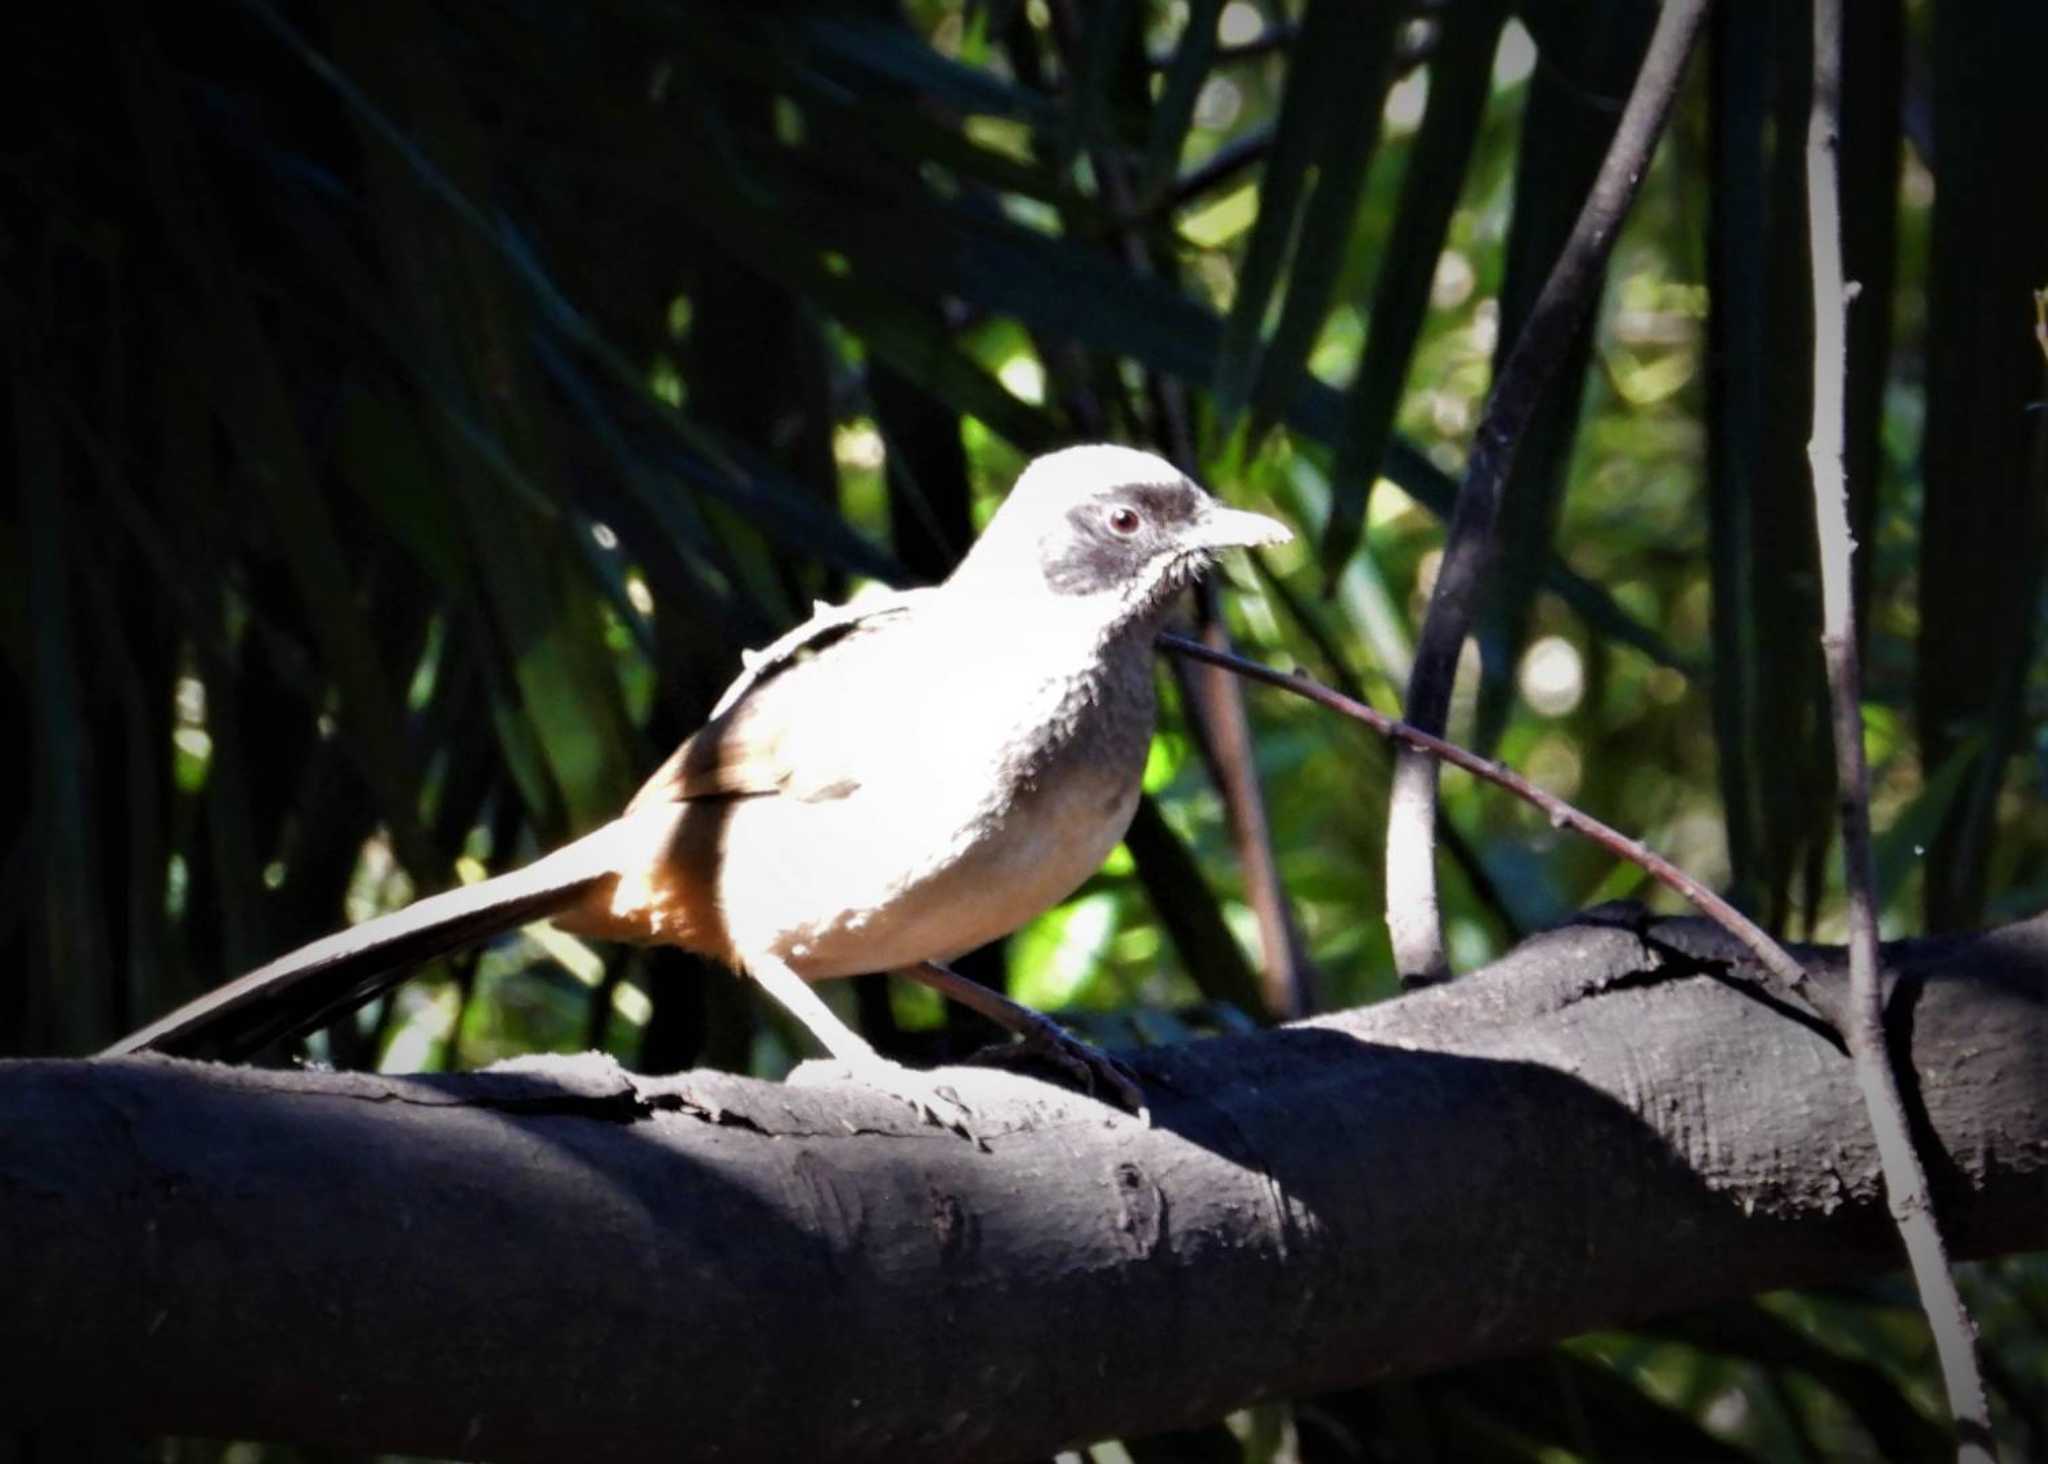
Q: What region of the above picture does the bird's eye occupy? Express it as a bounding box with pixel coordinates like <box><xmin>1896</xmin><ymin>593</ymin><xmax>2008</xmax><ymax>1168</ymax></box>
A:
<box><xmin>1107</xmin><ymin>505</ymin><xmax>1143</xmax><ymax>535</ymax></box>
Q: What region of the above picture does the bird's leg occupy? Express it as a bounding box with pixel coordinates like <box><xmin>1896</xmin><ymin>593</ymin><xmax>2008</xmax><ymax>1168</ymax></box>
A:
<box><xmin>895</xmin><ymin>960</ymin><xmax>1148</xmax><ymax>1121</ymax></box>
<box><xmin>745</xmin><ymin>952</ymin><xmax>979</xmax><ymax>1142</ymax></box>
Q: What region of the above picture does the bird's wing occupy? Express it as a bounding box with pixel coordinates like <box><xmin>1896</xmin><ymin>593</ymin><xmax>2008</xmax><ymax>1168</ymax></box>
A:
<box><xmin>625</xmin><ymin>588</ymin><xmax>932</xmax><ymax>811</ymax></box>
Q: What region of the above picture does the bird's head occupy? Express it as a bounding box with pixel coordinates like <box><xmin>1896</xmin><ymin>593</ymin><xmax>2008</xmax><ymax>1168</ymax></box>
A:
<box><xmin>950</xmin><ymin>445</ymin><xmax>1291</xmax><ymax>630</ymax></box>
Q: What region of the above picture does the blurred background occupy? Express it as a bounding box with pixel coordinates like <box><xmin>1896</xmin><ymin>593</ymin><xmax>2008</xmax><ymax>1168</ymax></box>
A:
<box><xmin>3</xmin><ymin>0</ymin><xmax>2043</xmax><ymax>1459</ymax></box>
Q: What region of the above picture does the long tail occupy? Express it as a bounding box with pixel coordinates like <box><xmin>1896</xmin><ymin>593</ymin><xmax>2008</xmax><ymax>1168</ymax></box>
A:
<box><xmin>103</xmin><ymin>824</ymin><xmax>627</xmax><ymax>1061</ymax></box>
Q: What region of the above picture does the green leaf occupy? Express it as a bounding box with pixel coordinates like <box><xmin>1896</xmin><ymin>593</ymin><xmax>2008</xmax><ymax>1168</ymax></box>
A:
<box><xmin>1874</xmin><ymin>733</ymin><xmax>1982</xmax><ymax>916</ymax></box>
<box><xmin>1246</xmin><ymin>3</ymin><xmax>1403</xmax><ymax>431</ymax></box>
<box><xmin>347</xmin><ymin>11</ymin><xmax>650</xmax><ymax>827</ymax></box>
<box><xmin>1916</xmin><ymin>1</ymin><xmax>2048</xmax><ymax>929</ymax></box>
<box><xmin>1469</xmin><ymin>0</ymin><xmax>1652</xmax><ymax>755</ymax></box>
<box><xmin>1326</xmin><ymin>0</ymin><xmax>1509</xmax><ymax>582</ymax></box>
<box><xmin>1210</xmin><ymin>0</ymin><xmax>1354</xmax><ymax>422</ymax></box>
<box><xmin>1636</xmin><ymin>1302</ymin><xmax>1953</xmax><ymax>1460</ymax></box>
<box><xmin>113</xmin><ymin>18</ymin><xmax>441</xmax><ymax>878</ymax></box>
<box><xmin>743</xmin><ymin>165</ymin><xmax>1686</xmax><ymax>672</ymax></box>
<box><xmin>16</xmin><ymin>369</ymin><xmax>112</xmax><ymax>1049</ymax></box>
<box><xmin>1123</xmin><ymin>795</ymin><xmax>1267</xmax><ymax>1020</ymax></box>
<box><xmin>794</xmin><ymin>13</ymin><xmax>1055</xmax><ymax>122</ymax></box>
<box><xmin>1141</xmin><ymin>0</ymin><xmax>1225</xmax><ymax>200</ymax></box>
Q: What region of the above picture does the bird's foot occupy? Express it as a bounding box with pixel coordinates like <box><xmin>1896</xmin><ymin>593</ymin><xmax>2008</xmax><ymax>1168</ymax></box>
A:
<box><xmin>968</xmin><ymin>1022</ymin><xmax>1149</xmax><ymax>1124</ymax></box>
<box><xmin>789</xmin><ymin>1056</ymin><xmax>984</xmax><ymax>1147</ymax></box>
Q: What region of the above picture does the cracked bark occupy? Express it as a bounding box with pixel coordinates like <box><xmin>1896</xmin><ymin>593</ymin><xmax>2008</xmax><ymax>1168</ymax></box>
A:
<box><xmin>1</xmin><ymin>912</ymin><xmax>2042</xmax><ymax>1463</ymax></box>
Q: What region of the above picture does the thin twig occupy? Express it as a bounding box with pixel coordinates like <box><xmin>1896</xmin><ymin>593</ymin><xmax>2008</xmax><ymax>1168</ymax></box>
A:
<box><xmin>1174</xmin><ymin>596</ymin><xmax>1319</xmax><ymax>1018</ymax></box>
<box><xmin>1383</xmin><ymin>0</ymin><xmax>1710</xmax><ymax>982</ymax></box>
<box><xmin>1158</xmin><ymin>632</ymin><xmax>1833</xmax><ymax>1023</ymax></box>
<box><xmin>1137</xmin><ymin>127</ymin><xmax>1275</xmax><ymax>219</ymax></box>
<box><xmin>1804</xmin><ymin>5</ymin><xmax>1994</xmax><ymax>1456</ymax></box>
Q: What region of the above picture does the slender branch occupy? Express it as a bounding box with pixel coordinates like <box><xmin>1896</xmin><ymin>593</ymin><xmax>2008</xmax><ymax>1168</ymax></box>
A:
<box><xmin>1804</xmin><ymin>5</ymin><xmax>1993</xmax><ymax>1455</ymax></box>
<box><xmin>1174</xmin><ymin>598</ymin><xmax>1318</xmax><ymax>1017</ymax></box>
<box><xmin>1158</xmin><ymin>632</ymin><xmax>1833</xmax><ymax>1023</ymax></box>
<box><xmin>1383</xmin><ymin>0</ymin><xmax>1710</xmax><ymax>981</ymax></box>
<box><xmin>1139</xmin><ymin>127</ymin><xmax>1274</xmax><ymax>219</ymax></box>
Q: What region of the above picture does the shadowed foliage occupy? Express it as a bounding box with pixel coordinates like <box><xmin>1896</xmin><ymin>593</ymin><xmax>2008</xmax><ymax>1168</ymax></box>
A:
<box><xmin>2</xmin><ymin>1</ymin><xmax>2042</xmax><ymax>1459</ymax></box>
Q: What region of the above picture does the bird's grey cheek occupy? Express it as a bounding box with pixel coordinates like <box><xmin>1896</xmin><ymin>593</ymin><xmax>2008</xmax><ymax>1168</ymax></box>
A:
<box><xmin>1041</xmin><ymin>536</ymin><xmax>1144</xmax><ymax>597</ymax></box>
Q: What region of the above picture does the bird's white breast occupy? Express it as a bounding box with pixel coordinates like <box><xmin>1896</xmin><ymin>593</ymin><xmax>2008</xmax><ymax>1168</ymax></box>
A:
<box><xmin>712</xmin><ymin>599</ymin><xmax>1156</xmax><ymax>980</ymax></box>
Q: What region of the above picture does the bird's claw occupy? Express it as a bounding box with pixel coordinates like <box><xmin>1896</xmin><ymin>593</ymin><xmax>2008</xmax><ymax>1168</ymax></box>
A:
<box><xmin>968</xmin><ymin>1023</ymin><xmax>1149</xmax><ymax>1124</ymax></box>
<box><xmin>790</xmin><ymin>1056</ymin><xmax>984</xmax><ymax>1146</ymax></box>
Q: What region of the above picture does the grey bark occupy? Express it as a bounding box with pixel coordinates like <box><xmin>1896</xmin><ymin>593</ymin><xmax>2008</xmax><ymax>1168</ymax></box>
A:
<box><xmin>2</xmin><ymin>911</ymin><xmax>2042</xmax><ymax>1463</ymax></box>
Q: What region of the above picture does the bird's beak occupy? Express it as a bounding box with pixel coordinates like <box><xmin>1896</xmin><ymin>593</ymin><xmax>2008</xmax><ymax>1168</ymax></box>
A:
<box><xmin>1192</xmin><ymin>501</ymin><xmax>1293</xmax><ymax>551</ymax></box>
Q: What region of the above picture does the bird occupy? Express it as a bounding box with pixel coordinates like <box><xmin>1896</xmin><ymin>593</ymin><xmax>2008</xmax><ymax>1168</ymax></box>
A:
<box><xmin>105</xmin><ymin>444</ymin><xmax>1291</xmax><ymax>1132</ymax></box>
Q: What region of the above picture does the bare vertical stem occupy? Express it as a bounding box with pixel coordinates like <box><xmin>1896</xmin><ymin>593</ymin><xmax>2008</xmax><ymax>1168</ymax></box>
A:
<box><xmin>1805</xmin><ymin>4</ymin><xmax>1994</xmax><ymax>1456</ymax></box>
<box><xmin>1176</xmin><ymin>597</ymin><xmax>1319</xmax><ymax>1018</ymax></box>
<box><xmin>1384</xmin><ymin>0</ymin><xmax>1710</xmax><ymax>981</ymax></box>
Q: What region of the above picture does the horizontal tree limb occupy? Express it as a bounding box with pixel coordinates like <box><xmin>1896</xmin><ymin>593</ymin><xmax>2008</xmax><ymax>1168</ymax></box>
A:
<box><xmin>2</xmin><ymin>911</ymin><xmax>2042</xmax><ymax>1462</ymax></box>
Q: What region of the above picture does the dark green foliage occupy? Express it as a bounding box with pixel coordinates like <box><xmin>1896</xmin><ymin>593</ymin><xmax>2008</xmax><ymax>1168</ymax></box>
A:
<box><xmin>1326</xmin><ymin>0</ymin><xmax>1508</xmax><ymax>584</ymax></box>
<box><xmin>1</xmin><ymin>0</ymin><xmax>2041</xmax><ymax>1459</ymax></box>
<box><xmin>1466</xmin><ymin>0</ymin><xmax>1652</xmax><ymax>756</ymax></box>
<box><xmin>1918</xmin><ymin>1</ymin><xmax>2048</xmax><ymax>932</ymax></box>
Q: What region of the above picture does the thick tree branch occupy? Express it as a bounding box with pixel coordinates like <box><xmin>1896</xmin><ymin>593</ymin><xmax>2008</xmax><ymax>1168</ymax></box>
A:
<box><xmin>3</xmin><ymin>914</ymin><xmax>2042</xmax><ymax>1463</ymax></box>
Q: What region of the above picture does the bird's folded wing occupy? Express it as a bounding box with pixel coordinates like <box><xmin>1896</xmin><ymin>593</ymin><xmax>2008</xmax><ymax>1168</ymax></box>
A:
<box><xmin>625</xmin><ymin>588</ymin><xmax>932</xmax><ymax>810</ymax></box>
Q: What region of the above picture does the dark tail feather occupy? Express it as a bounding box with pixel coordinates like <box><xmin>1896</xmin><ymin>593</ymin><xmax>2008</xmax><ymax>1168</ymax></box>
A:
<box><xmin>104</xmin><ymin>830</ymin><xmax>621</xmax><ymax>1061</ymax></box>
